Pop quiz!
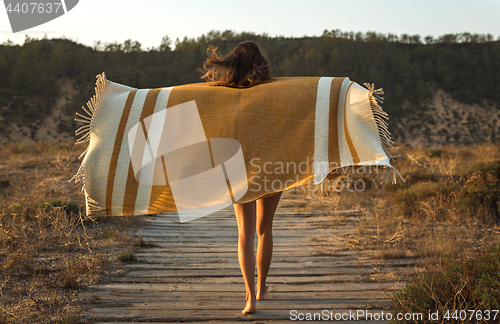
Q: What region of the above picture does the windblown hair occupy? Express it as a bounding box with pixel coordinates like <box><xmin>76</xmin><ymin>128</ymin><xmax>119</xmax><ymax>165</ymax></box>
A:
<box><xmin>201</xmin><ymin>41</ymin><xmax>271</xmax><ymax>88</ymax></box>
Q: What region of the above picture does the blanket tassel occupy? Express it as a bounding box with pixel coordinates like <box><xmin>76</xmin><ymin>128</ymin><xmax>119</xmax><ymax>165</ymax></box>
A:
<box><xmin>70</xmin><ymin>72</ymin><xmax>109</xmax><ymax>213</ymax></box>
<box><xmin>364</xmin><ymin>82</ymin><xmax>405</xmax><ymax>183</ymax></box>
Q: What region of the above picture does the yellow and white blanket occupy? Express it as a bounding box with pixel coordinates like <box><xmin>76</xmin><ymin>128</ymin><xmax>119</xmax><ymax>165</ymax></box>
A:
<box><xmin>73</xmin><ymin>73</ymin><xmax>399</xmax><ymax>221</ymax></box>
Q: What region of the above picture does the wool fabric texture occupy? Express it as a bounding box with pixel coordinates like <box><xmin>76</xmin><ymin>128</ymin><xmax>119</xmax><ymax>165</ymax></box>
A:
<box><xmin>73</xmin><ymin>73</ymin><xmax>400</xmax><ymax>219</ymax></box>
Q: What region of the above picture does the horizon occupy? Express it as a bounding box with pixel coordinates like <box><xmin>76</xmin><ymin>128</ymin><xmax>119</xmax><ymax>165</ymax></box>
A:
<box><xmin>1</xmin><ymin>0</ymin><xmax>499</xmax><ymax>50</ymax></box>
<box><xmin>4</xmin><ymin>29</ymin><xmax>499</xmax><ymax>51</ymax></box>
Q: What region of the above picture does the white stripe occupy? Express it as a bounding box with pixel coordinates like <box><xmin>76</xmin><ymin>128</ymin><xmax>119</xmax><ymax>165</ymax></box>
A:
<box><xmin>82</xmin><ymin>92</ymin><xmax>129</xmax><ymax>211</ymax></box>
<box><xmin>112</xmin><ymin>89</ymin><xmax>149</xmax><ymax>215</ymax></box>
<box><xmin>127</xmin><ymin>123</ymin><xmax>139</xmax><ymax>159</ymax></box>
<box><xmin>337</xmin><ymin>78</ymin><xmax>353</xmax><ymax>166</ymax></box>
<box><xmin>140</xmin><ymin>135</ymin><xmax>153</xmax><ymax>168</ymax></box>
<box><xmin>146</xmin><ymin>87</ymin><xmax>174</xmax><ymax>155</ymax></box>
<box><xmin>346</xmin><ymin>83</ymin><xmax>388</xmax><ymax>164</ymax></box>
<box><xmin>145</xmin><ymin>109</ymin><xmax>167</xmax><ymax>162</ymax></box>
<box><xmin>134</xmin><ymin>87</ymin><xmax>173</xmax><ymax>214</ymax></box>
<box><xmin>313</xmin><ymin>77</ymin><xmax>334</xmax><ymax>184</ymax></box>
<box><xmin>127</xmin><ymin>122</ymin><xmax>144</xmax><ymax>176</ymax></box>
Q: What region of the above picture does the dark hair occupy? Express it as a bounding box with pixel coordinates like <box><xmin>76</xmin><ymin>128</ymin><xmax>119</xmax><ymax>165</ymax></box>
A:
<box><xmin>201</xmin><ymin>41</ymin><xmax>271</xmax><ymax>88</ymax></box>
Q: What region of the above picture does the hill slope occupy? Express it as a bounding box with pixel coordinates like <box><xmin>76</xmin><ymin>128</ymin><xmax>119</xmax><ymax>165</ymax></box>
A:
<box><xmin>1</xmin><ymin>32</ymin><xmax>499</xmax><ymax>147</ymax></box>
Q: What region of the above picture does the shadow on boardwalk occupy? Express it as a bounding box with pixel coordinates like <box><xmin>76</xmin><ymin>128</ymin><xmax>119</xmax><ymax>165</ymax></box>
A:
<box><xmin>81</xmin><ymin>195</ymin><xmax>418</xmax><ymax>323</ymax></box>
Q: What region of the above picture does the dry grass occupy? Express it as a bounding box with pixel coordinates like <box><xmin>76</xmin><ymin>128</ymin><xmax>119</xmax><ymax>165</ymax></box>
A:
<box><xmin>297</xmin><ymin>144</ymin><xmax>500</xmax><ymax>322</ymax></box>
<box><xmin>2</xmin><ymin>142</ymin><xmax>498</xmax><ymax>322</ymax></box>
<box><xmin>300</xmin><ymin>144</ymin><xmax>500</xmax><ymax>262</ymax></box>
<box><xmin>0</xmin><ymin>142</ymin><xmax>142</xmax><ymax>323</ymax></box>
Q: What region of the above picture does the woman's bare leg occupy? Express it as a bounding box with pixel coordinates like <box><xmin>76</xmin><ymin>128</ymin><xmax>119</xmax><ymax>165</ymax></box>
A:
<box><xmin>233</xmin><ymin>201</ymin><xmax>257</xmax><ymax>314</ymax></box>
<box><xmin>256</xmin><ymin>192</ymin><xmax>282</xmax><ymax>300</ymax></box>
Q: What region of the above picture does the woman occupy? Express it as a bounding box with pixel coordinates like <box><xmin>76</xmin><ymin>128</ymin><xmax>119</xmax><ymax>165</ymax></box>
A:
<box><xmin>202</xmin><ymin>41</ymin><xmax>282</xmax><ymax>314</ymax></box>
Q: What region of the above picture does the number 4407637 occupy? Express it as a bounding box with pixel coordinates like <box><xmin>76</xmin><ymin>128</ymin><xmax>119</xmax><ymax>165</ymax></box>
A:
<box><xmin>5</xmin><ymin>2</ymin><xmax>62</xmax><ymax>14</ymax></box>
<box><xmin>443</xmin><ymin>310</ymin><xmax>498</xmax><ymax>321</ymax></box>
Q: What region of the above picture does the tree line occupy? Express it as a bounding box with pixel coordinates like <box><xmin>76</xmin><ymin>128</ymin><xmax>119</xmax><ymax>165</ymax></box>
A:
<box><xmin>0</xmin><ymin>30</ymin><xmax>499</xmax><ymax>126</ymax></box>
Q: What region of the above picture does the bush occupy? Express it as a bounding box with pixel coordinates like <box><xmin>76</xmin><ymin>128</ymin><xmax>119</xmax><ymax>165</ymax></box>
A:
<box><xmin>454</xmin><ymin>162</ymin><xmax>500</xmax><ymax>217</ymax></box>
<box><xmin>39</xmin><ymin>199</ymin><xmax>84</xmax><ymax>215</ymax></box>
<box><xmin>425</xmin><ymin>149</ymin><xmax>444</xmax><ymax>158</ymax></box>
<box><xmin>101</xmin><ymin>229</ymin><xmax>118</xmax><ymax>239</ymax></box>
<box><xmin>393</xmin><ymin>182</ymin><xmax>459</xmax><ymax>219</ymax></box>
<box><xmin>385</xmin><ymin>169</ymin><xmax>440</xmax><ymax>192</ymax></box>
<box><xmin>389</xmin><ymin>161</ymin><xmax>500</xmax><ymax>221</ymax></box>
<box><xmin>393</xmin><ymin>244</ymin><xmax>500</xmax><ymax>323</ymax></box>
<box><xmin>117</xmin><ymin>253</ymin><xmax>137</xmax><ymax>263</ymax></box>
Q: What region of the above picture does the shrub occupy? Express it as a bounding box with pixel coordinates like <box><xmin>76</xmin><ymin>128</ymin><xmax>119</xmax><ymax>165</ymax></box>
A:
<box><xmin>117</xmin><ymin>253</ymin><xmax>137</xmax><ymax>263</ymax></box>
<box><xmin>101</xmin><ymin>229</ymin><xmax>118</xmax><ymax>239</ymax></box>
<box><xmin>40</xmin><ymin>199</ymin><xmax>84</xmax><ymax>215</ymax></box>
<box><xmin>389</xmin><ymin>161</ymin><xmax>500</xmax><ymax>221</ymax></box>
<box><xmin>0</xmin><ymin>179</ymin><xmax>10</xmax><ymax>188</ymax></box>
<box><xmin>393</xmin><ymin>244</ymin><xmax>500</xmax><ymax>323</ymax></box>
<box><xmin>425</xmin><ymin>149</ymin><xmax>444</xmax><ymax>158</ymax></box>
<box><xmin>393</xmin><ymin>182</ymin><xmax>459</xmax><ymax>219</ymax></box>
<box><xmin>454</xmin><ymin>162</ymin><xmax>500</xmax><ymax>217</ymax></box>
<box><xmin>385</xmin><ymin>169</ymin><xmax>440</xmax><ymax>192</ymax></box>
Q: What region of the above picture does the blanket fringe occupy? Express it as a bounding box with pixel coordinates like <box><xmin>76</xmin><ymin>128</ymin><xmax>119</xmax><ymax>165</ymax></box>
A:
<box><xmin>75</xmin><ymin>72</ymin><xmax>108</xmax><ymax>147</ymax></box>
<box><xmin>384</xmin><ymin>164</ymin><xmax>405</xmax><ymax>184</ymax></box>
<box><xmin>70</xmin><ymin>72</ymin><xmax>108</xmax><ymax>214</ymax></box>
<box><xmin>364</xmin><ymin>82</ymin><xmax>405</xmax><ymax>183</ymax></box>
<box><xmin>364</xmin><ymin>82</ymin><xmax>395</xmax><ymax>158</ymax></box>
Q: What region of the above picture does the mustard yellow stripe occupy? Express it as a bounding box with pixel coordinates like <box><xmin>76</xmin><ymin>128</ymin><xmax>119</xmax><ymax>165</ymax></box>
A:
<box><xmin>106</xmin><ymin>90</ymin><xmax>137</xmax><ymax>216</ymax></box>
<box><xmin>344</xmin><ymin>81</ymin><xmax>360</xmax><ymax>164</ymax></box>
<box><xmin>147</xmin><ymin>155</ymin><xmax>175</xmax><ymax>214</ymax></box>
<box><xmin>328</xmin><ymin>77</ymin><xmax>345</xmax><ymax>167</ymax></box>
<box><xmin>122</xmin><ymin>89</ymin><xmax>162</xmax><ymax>215</ymax></box>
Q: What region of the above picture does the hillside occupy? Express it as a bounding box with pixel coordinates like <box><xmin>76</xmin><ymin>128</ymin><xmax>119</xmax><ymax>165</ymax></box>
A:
<box><xmin>1</xmin><ymin>31</ymin><xmax>499</xmax><ymax>147</ymax></box>
<box><xmin>395</xmin><ymin>89</ymin><xmax>499</xmax><ymax>147</ymax></box>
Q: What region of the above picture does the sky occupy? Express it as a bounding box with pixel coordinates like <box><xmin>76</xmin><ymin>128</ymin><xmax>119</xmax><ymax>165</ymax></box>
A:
<box><xmin>0</xmin><ymin>0</ymin><xmax>499</xmax><ymax>49</ymax></box>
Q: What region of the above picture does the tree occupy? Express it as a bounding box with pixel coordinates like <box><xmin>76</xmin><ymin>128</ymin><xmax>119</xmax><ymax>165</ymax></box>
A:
<box><xmin>160</xmin><ymin>35</ymin><xmax>172</xmax><ymax>52</ymax></box>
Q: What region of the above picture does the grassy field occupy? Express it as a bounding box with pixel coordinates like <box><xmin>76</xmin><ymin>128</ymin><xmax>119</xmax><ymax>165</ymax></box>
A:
<box><xmin>0</xmin><ymin>142</ymin><xmax>142</xmax><ymax>323</ymax></box>
<box><xmin>302</xmin><ymin>144</ymin><xmax>500</xmax><ymax>323</ymax></box>
<box><xmin>1</xmin><ymin>142</ymin><xmax>499</xmax><ymax>323</ymax></box>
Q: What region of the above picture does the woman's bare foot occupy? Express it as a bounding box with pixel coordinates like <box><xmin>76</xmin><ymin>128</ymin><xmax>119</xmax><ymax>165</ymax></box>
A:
<box><xmin>256</xmin><ymin>285</ymin><xmax>268</xmax><ymax>300</ymax></box>
<box><xmin>242</xmin><ymin>293</ymin><xmax>256</xmax><ymax>314</ymax></box>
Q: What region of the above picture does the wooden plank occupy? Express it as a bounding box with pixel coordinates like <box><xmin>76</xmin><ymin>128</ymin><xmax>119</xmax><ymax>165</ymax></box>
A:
<box><xmin>133</xmin><ymin>245</ymin><xmax>324</xmax><ymax>253</ymax></box>
<box><xmin>81</xmin><ymin>290</ymin><xmax>395</xmax><ymax>301</ymax></box>
<box><xmin>96</xmin><ymin>322</ymin><xmax>387</xmax><ymax>324</ymax></box>
<box><xmin>128</xmin><ymin>255</ymin><xmax>410</xmax><ymax>265</ymax></box>
<box><xmin>87</xmin><ymin>282</ymin><xmax>405</xmax><ymax>293</ymax></box>
<box><xmin>84</xmin><ymin>308</ymin><xmax>393</xmax><ymax>322</ymax></box>
<box><xmin>105</xmin><ymin>274</ymin><xmax>374</xmax><ymax>285</ymax></box>
<box><xmin>96</xmin><ymin>322</ymin><xmax>388</xmax><ymax>324</ymax></box>
<box><xmin>113</xmin><ymin>266</ymin><xmax>401</xmax><ymax>278</ymax></box>
<box><xmin>132</xmin><ymin>250</ymin><xmax>358</xmax><ymax>259</ymax></box>
<box><xmin>132</xmin><ymin>241</ymin><xmax>327</xmax><ymax>248</ymax></box>
<box><xmin>122</xmin><ymin>259</ymin><xmax>419</xmax><ymax>270</ymax></box>
<box><xmin>85</xmin><ymin>300</ymin><xmax>392</xmax><ymax>310</ymax></box>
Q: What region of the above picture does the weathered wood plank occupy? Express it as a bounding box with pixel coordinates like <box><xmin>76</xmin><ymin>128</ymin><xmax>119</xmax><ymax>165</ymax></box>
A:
<box><xmin>108</xmin><ymin>266</ymin><xmax>409</xmax><ymax>278</ymax></box>
<box><xmin>102</xmin><ymin>275</ymin><xmax>374</xmax><ymax>285</ymax></box>
<box><xmin>121</xmin><ymin>260</ymin><xmax>419</xmax><ymax>273</ymax></box>
<box><xmin>81</xmin><ymin>291</ymin><xmax>395</xmax><ymax>302</ymax></box>
<box><xmin>85</xmin><ymin>299</ymin><xmax>393</xmax><ymax>310</ymax></box>
<box><xmin>128</xmin><ymin>255</ymin><xmax>413</xmax><ymax>265</ymax></box>
<box><xmin>95</xmin><ymin>322</ymin><xmax>387</xmax><ymax>324</ymax></box>
<box><xmin>132</xmin><ymin>250</ymin><xmax>359</xmax><ymax>259</ymax></box>
<box><xmin>84</xmin><ymin>308</ymin><xmax>393</xmax><ymax>322</ymax></box>
<box><xmin>88</xmin><ymin>282</ymin><xmax>404</xmax><ymax>293</ymax></box>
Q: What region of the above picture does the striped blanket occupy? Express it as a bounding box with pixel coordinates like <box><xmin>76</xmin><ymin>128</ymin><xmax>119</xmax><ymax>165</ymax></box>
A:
<box><xmin>73</xmin><ymin>73</ymin><xmax>400</xmax><ymax>221</ymax></box>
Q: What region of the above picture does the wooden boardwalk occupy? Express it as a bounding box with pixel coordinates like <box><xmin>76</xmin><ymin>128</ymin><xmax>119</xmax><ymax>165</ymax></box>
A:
<box><xmin>82</xmin><ymin>197</ymin><xmax>416</xmax><ymax>323</ymax></box>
